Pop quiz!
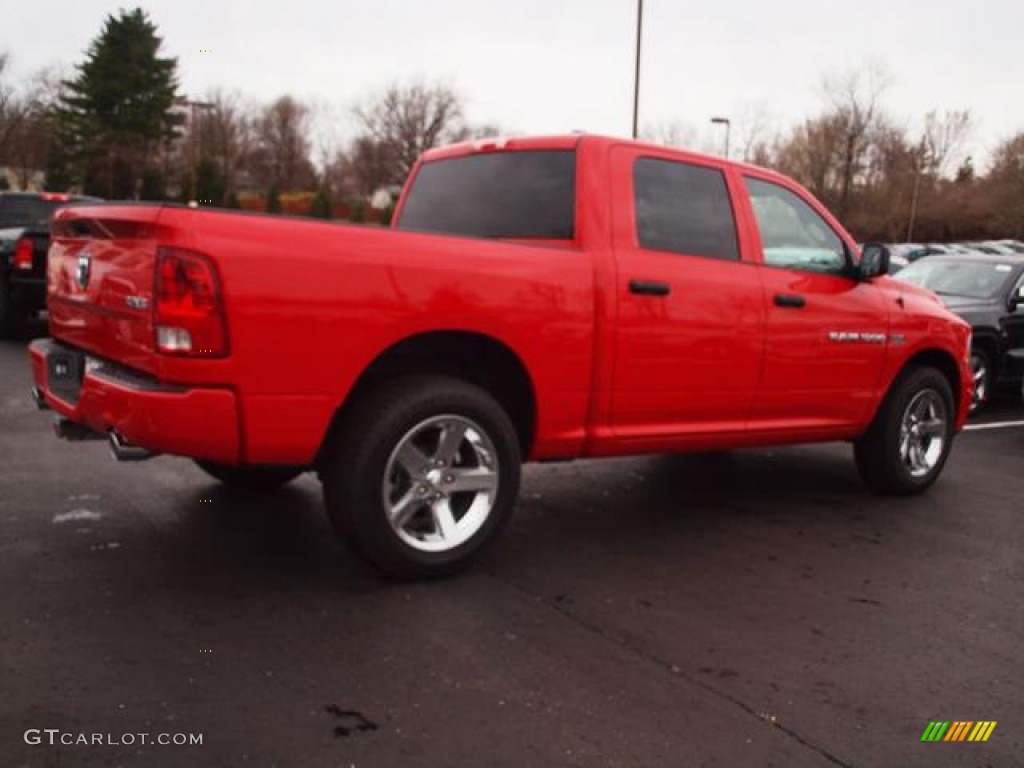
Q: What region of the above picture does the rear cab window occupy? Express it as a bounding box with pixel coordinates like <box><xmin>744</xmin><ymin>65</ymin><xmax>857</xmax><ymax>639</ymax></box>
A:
<box><xmin>396</xmin><ymin>150</ymin><xmax>576</xmax><ymax>241</ymax></box>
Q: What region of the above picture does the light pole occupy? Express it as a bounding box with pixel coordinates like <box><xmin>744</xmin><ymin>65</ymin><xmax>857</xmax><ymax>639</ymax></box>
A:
<box><xmin>710</xmin><ymin>116</ymin><xmax>731</xmax><ymax>159</ymax></box>
<box><xmin>632</xmin><ymin>0</ymin><xmax>644</xmax><ymax>139</ymax></box>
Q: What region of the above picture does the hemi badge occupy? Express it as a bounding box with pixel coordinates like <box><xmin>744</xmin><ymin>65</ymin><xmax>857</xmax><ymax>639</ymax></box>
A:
<box><xmin>125</xmin><ymin>295</ymin><xmax>149</xmax><ymax>310</ymax></box>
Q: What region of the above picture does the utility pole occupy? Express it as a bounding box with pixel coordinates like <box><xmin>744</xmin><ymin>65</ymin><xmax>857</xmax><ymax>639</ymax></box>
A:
<box><xmin>632</xmin><ymin>0</ymin><xmax>644</xmax><ymax>139</ymax></box>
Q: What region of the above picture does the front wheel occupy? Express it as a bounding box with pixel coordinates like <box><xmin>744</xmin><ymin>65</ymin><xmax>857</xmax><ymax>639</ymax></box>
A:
<box><xmin>322</xmin><ymin>375</ymin><xmax>521</xmax><ymax>579</ymax></box>
<box><xmin>193</xmin><ymin>460</ymin><xmax>304</xmax><ymax>489</ymax></box>
<box><xmin>854</xmin><ymin>366</ymin><xmax>955</xmax><ymax>495</ymax></box>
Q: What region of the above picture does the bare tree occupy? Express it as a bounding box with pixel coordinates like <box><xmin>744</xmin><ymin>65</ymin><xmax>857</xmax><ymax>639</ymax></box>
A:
<box><xmin>249</xmin><ymin>95</ymin><xmax>315</xmax><ymax>190</ymax></box>
<box><xmin>640</xmin><ymin>121</ymin><xmax>698</xmax><ymax>149</ymax></box>
<box><xmin>193</xmin><ymin>89</ymin><xmax>254</xmax><ymax>193</ymax></box>
<box><xmin>921</xmin><ymin>109</ymin><xmax>971</xmax><ymax>177</ymax></box>
<box><xmin>822</xmin><ymin>66</ymin><xmax>890</xmax><ymax>217</ymax></box>
<box><xmin>354</xmin><ymin>82</ymin><xmax>465</xmax><ymax>182</ymax></box>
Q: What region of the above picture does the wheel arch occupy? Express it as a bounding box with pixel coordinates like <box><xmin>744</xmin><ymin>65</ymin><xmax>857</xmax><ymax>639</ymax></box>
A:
<box><xmin>316</xmin><ymin>330</ymin><xmax>537</xmax><ymax>468</ymax></box>
<box><xmin>882</xmin><ymin>347</ymin><xmax>964</xmax><ymax>424</ymax></box>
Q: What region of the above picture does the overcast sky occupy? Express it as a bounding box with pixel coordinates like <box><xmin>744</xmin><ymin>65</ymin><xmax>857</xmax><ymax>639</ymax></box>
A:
<box><xmin>6</xmin><ymin>0</ymin><xmax>1023</xmax><ymax>167</ymax></box>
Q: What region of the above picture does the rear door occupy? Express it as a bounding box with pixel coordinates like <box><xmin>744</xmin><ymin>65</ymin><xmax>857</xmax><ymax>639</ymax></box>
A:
<box><xmin>609</xmin><ymin>147</ymin><xmax>765</xmax><ymax>443</ymax></box>
<box><xmin>741</xmin><ymin>174</ymin><xmax>889</xmax><ymax>430</ymax></box>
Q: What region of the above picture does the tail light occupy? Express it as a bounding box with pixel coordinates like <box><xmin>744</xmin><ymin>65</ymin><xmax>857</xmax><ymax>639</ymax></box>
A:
<box><xmin>13</xmin><ymin>237</ymin><xmax>34</xmax><ymax>270</ymax></box>
<box><xmin>154</xmin><ymin>247</ymin><xmax>228</xmax><ymax>356</ymax></box>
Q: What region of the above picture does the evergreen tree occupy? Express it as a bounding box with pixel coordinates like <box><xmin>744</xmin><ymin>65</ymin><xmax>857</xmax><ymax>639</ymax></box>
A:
<box><xmin>265</xmin><ymin>183</ymin><xmax>282</xmax><ymax>213</ymax></box>
<box><xmin>309</xmin><ymin>185</ymin><xmax>332</xmax><ymax>219</ymax></box>
<box><xmin>139</xmin><ymin>168</ymin><xmax>167</xmax><ymax>200</ymax></box>
<box><xmin>43</xmin><ymin>130</ymin><xmax>75</xmax><ymax>192</ymax></box>
<box><xmin>59</xmin><ymin>8</ymin><xmax>182</xmax><ymax>198</ymax></box>
<box><xmin>350</xmin><ymin>200</ymin><xmax>366</xmax><ymax>223</ymax></box>
<box><xmin>195</xmin><ymin>157</ymin><xmax>226</xmax><ymax>206</ymax></box>
<box><xmin>179</xmin><ymin>170</ymin><xmax>195</xmax><ymax>203</ymax></box>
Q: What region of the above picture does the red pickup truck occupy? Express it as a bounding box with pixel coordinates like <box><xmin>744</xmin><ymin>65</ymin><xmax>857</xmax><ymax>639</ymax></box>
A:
<box><xmin>29</xmin><ymin>135</ymin><xmax>972</xmax><ymax>578</ymax></box>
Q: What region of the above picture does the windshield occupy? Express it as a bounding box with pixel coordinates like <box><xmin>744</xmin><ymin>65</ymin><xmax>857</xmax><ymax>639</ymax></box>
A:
<box><xmin>397</xmin><ymin>150</ymin><xmax>576</xmax><ymax>240</ymax></box>
<box><xmin>0</xmin><ymin>196</ymin><xmax>64</xmax><ymax>229</ymax></box>
<box><xmin>895</xmin><ymin>259</ymin><xmax>1015</xmax><ymax>299</ymax></box>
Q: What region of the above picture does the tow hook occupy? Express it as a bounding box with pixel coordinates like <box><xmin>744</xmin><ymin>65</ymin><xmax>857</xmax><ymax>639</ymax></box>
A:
<box><xmin>108</xmin><ymin>430</ymin><xmax>155</xmax><ymax>462</ymax></box>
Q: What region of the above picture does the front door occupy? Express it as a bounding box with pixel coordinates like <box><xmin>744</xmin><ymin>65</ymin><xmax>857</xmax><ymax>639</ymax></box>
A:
<box><xmin>741</xmin><ymin>174</ymin><xmax>889</xmax><ymax>430</ymax></box>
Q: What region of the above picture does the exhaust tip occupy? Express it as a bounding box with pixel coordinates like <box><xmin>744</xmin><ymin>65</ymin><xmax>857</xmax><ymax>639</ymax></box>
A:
<box><xmin>108</xmin><ymin>430</ymin><xmax>154</xmax><ymax>462</ymax></box>
<box><xmin>31</xmin><ymin>387</ymin><xmax>49</xmax><ymax>410</ymax></box>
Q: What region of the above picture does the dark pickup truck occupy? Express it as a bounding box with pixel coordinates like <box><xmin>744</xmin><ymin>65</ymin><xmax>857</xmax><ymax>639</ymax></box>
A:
<box><xmin>0</xmin><ymin>191</ymin><xmax>100</xmax><ymax>337</ymax></box>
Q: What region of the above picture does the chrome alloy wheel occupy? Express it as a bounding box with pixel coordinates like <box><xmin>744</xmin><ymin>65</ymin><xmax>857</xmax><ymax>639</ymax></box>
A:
<box><xmin>898</xmin><ymin>389</ymin><xmax>948</xmax><ymax>478</ymax></box>
<box><xmin>969</xmin><ymin>354</ymin><xmax>988</xmax><ymax>413</ymax></box>
<box><xmin>382</xmin><ymin>414</ymin><xmax>499</xmax><ymax>553</ymax></box>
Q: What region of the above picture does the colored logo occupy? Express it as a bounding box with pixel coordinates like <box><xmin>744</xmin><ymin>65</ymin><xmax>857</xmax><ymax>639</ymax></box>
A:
<box><xmin>921</xmin><ymin>721</ymin><xmax>997</xmax><ymax>742</ymax></box>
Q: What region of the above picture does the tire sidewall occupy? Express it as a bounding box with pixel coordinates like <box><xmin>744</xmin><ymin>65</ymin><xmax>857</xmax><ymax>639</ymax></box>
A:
<box><xmin>968</xmin><ymin>348</ymin><xmax>991</xmax><ymax>412</ymax></box>
<box><xmin>327</xmin><ymin>378</ymin><xmax>521</xmax><ymax>577</ymax></box>
<box><xmin>882</xmin><ymin>368</ymin><xmax>956</xmax><ymax>492</ymax></box>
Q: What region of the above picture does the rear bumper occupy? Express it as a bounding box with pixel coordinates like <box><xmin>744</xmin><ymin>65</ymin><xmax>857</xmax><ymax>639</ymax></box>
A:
<box><xmin>29</xmin><ymin>338</ymin><xmax>240</xmax><ymax>463</ymax></box>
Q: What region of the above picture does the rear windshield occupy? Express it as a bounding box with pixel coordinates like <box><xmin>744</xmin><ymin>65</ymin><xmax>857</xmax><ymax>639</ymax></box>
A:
<box><xmin>0</xmin><ymin>196</ymin><xmax>64</xmax><ymax>228</ymax></box>
<box><xmin>396</xmin><ymin>150</ymin><xmax>576</xmax><ymax>240</ymax></box>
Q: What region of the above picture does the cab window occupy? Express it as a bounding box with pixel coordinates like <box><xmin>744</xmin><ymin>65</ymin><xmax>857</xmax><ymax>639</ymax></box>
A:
<box><xmin>745</xmin><ymin>177</ymin><xmax>848</xmax><ymax>274</ymax></box>
<box><xmin>634</xmin><ymin>158</ymin><xmax>739</xmax><ymax>261</ymax></box>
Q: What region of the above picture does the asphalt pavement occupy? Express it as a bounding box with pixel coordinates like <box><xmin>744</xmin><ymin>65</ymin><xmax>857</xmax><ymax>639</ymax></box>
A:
<box><xmin>2</xmin><ymin>321</ymin><xmax>1022</xmax><ymax>767</ymax></box>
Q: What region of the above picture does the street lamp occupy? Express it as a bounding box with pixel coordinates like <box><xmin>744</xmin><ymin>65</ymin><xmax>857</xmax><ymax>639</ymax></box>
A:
<box><xmin>710</xmin><ymin>116</ymin><xmax>731</xmax><ymax>159</ymax></box>
<box><xmin>632</xmin><ymin>0</ymin><xmax>644</xmax><ymax>139</ymax></box>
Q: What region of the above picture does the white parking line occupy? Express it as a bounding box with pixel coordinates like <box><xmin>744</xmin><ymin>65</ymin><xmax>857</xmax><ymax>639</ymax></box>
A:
<box><xmin>965</xmin><ymin>420</ymin><xmax>1024</xmax><ymax>432</ymax></box>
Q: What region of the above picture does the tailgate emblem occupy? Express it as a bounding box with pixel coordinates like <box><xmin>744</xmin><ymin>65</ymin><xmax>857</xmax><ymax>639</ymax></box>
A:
<box><xmin>76</xmin><ymin>251</ymin><xmax>92</xmax><ymax>290</ymax></box>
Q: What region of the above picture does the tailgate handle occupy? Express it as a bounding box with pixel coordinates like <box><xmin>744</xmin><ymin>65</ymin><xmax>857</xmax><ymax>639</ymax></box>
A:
<box><xmin>629</xmin><ymin>279</ymin><xmax>671</xmax><ymax>297</ymax></box>
<box><xmin>774</xmin><ymin>293</ymin><xmax>806</xmax><ymax>308</ymax></box>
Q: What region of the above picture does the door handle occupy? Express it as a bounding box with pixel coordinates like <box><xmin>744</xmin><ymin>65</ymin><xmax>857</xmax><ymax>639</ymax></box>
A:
<box><xmin>774</xmin><ymin>293</ymin><xmax>806</xmax><ymax>308</ymax></box>
<box><xmin>629</xmin><ymin>279</ymin><xmax>671</xmax><ymax>297</ymax></box>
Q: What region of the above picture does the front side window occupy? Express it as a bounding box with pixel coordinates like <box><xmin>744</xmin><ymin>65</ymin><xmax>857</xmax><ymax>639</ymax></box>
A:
<box><xmin>633</xmin><ymin>158</ymin><xmax>739</xmax><ymax>261</ymax></box>
<box><xmin>745</xmin><ymin>177</ymin><xmax>847</xmax><ymax>274</ymax></box>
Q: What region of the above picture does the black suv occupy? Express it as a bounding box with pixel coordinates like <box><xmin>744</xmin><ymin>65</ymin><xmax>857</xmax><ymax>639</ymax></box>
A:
<box><xmin>895</xmin><ymin>253</ymin><xmax>1024</xmax><ymax>410</ymax></box>
<box><xmin>0</xmin><ymin>191</ymin><xmax>99</xmax><ymax>337</ymax></box>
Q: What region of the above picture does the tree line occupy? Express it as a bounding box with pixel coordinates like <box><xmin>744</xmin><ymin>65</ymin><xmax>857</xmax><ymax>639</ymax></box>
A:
<box><xmin>1</xmin><ymin>8</ymin><xmax>1022</xmax><ymax>240</ymax></box>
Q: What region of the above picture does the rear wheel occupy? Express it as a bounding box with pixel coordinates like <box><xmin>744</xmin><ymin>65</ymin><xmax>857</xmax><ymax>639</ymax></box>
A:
<box><xmin>193</xmin><ymin>460</ymin><xmax>304</xmax><ymax>489</ymax></box>
<box><xmin>321</xmin><ymin>375</ymin><xmax>521</xmax><ymax>579</ymax></box>
<box><xmin>854</xmin><ymin>366</ymin><xmax>955</xmax><ymax>494</ymax></box>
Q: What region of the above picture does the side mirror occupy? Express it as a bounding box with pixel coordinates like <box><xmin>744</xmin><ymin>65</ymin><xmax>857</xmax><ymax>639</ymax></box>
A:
<box><xmin>1009</xmin><ymin>285</ymin><xmax>1024</xmax><ymax>312</ymax></box>
<box><xmin>857</xmin><ymin>242</ymin><xmax>890</xmax><ymax>280</ymax></box>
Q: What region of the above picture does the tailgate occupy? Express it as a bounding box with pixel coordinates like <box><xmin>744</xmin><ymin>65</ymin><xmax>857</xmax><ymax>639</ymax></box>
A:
<box><xmin>48</xmin><ymin>205</ymin><xmax>169</xmax><ymax>374</ymax></box>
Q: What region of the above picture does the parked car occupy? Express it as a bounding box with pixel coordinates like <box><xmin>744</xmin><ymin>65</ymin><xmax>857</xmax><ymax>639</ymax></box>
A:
<box><xmin>893</xmin><ymin>253</ymin><xmax>1024</xmax><ymax>411</ymax></box>
<box><xmin>28</xmin><ymin>135</ymin><xmax>972</xmax><ymax>578</ymax></box>
<box><xmin>0</xmin><ymin>191</ymin><xmax>100</xmax><ymax>337</ymax></box>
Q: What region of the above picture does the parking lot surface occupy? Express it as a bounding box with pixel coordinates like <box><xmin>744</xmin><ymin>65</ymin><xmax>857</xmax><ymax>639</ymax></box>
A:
<box><xmin>2</xmin><ymin>324</ymin><xmax>1022</xmax><ymax>767</ymax></box>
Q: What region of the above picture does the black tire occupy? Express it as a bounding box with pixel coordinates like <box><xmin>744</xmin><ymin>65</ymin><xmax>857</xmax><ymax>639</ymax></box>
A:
<box><xmin>968</xmin><ymin>347</ymin><xmax>992</xmax><ymax>414</ymax></box>
<box><xmin>321</xmin><ymin>374</ymin><xmax>521</xmax><ymax>580</ymax></box>
<box><xmin>194</xmin><ymin>460</ymin><xmax>304</xmax><ymax>489</ymax></box>
<box><xmin>854</xmin><ymin>366</ymin><xmax>956</xmax><ymax>495</ymax></box>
